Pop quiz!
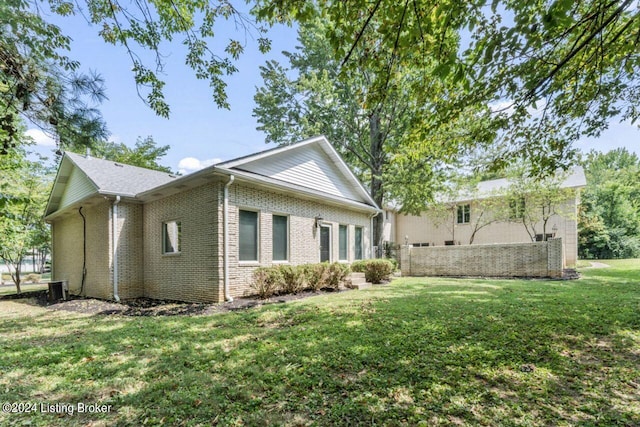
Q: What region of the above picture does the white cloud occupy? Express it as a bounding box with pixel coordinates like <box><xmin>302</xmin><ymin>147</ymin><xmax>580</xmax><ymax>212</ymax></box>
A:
<box><xmin>25</xmin><ymin>129</ymin><xmax>56</xmax><ymax>147</ymax></box>
<box><xmin>177</xmin><ymin>157</ymin><xmax>221</xmax><ymax>175</ymax></box>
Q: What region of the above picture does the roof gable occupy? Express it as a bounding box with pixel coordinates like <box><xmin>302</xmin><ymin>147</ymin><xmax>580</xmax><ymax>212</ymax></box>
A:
<box><xmin>46</xmin><ymin>152</ymin><xmax>177</xmax><ymax>217</ymax></box>
<box><xmin>217</xmin><ymin>136</ymin><xmax>375</xmax><ymax>206</ymax></box>
<box><xmin>64</xmin><ymin>152</ymin><xmax>178</xmax><ymax>196</ymax></box>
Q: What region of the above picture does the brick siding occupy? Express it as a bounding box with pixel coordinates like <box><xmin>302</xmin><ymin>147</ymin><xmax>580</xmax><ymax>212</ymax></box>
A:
<box><xmin>114</xmin><ymin>203</ymin><xmax>144</xmax><ymax>299</ymax></box>
<box><xmin>143</xmin><ymin>183</ymin><xmax>221</xmax><ymax>303</ymax></box>
<box><xmin>224</xmin><ymin>182</ymin><xmax>372</xmax><ymax>298</ymax></box>
<box><xmin>52</xmin><ymin>199</ymin><xmax>112</xmax><ymax>299</ymax></box>
<box><xmin>53</xmin><ymin>179</ymin><xmax>373</xmax><ymax>303</ymax></box>
<box><xmin>400</xmin><ymin>238</ymin><xmax>564</xmax><ymax>278</ymax></box>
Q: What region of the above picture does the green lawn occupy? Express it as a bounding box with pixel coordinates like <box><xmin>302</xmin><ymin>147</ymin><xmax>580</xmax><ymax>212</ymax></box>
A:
<box><xmin>1</xmin><ymin>260</ymin><xmax>638</xmax><ymax>426</ymax></box>
<box><xmin>0</xmin><ymin>283</ymin><xmax>48</xmax><ymax>296</ymax></box>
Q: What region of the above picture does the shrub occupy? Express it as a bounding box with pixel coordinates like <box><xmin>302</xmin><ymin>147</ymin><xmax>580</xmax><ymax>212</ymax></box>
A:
<box><xmin>364</xmin><ymin>259</ymin><xmax>394</xmax><ymax>284</ymax></box>
<box><xmin>251</xmin><ymin>267</ymin><xmax>285</xmax><ymax>299</ymax></box>
<box><xmin>278</xmin><ymin>265</ymin><xmax>306</xmax><ymax>294</ymax></box>
<box><xmin>302</xmin><ymin>263</ymin><xmax>329</xmax><ymax>291</ymax></box>
<box><xmin>325</xmin><ymin>263</ymin><xmax>351</xmax><ymax>291</ymax></box>
<box><xmin>385</xmin><ymin>257</ymin><xmax>399</xmax><ymax>271</ymax></box>
<box><xmin>24</xmin><ymin>273</ymin><xmax>41</xmax><ymax>284</ymax></box>
<box><xmin>350</xmin><ymin>260</ymin><xmax>367</xmax><ymax>273</ymax></box>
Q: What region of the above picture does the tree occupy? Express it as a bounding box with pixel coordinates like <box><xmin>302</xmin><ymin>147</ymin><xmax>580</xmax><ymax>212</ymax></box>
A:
<box><xmin>466</xmin><ymin>196</ymin><xmax>509</xmax><ymax>246</ymax></box>
<box><xmin>0</xmin><ymin>148</ymin><xmax>53</xmax><ymax>293</ymax></box>
<box><xmin>577</xmin><ymin>205</ymin><xmax>611</xmax><ymax>260</ymax></box>
<box><xmin>68</xmin><ymin>136</ymin><xmax>173</xmax><ymax>173</ymax></box>
<box><xmin>579</xmin><ymin>148</ymin><xmax>640</xmax><ymax>258</ymax></box>
<box><xmin>7</xmin><ymin>0</ymin><xmax>272</xmax><ymax>119</ymax></box>
<box><xmin>255</xmin><ymin>0</ymin><xmax>640</xmax><ymax>174</ymax></box>
<box><xmin>1</xmin><ymin>0</ymin><xmax>108</xmax><ymax>154</ymax></box>
<box><xmin>424</xmin><ymin>175</ymin><xmax>510</xmax><ymax>245</ymax></box>
<box><xmin>424</xmin><ymin>190</ymin><xmax>459</xmax><ymax>245</ymax></box>
<box><xmin>254</xmin><ymin>10</ymin><xmax>493</xmax><ymax>249</ymax></box>
<box><xmin>501</xmin><ymin>167</ymin><xmax>574</xmax><ymax>242</ymax></box>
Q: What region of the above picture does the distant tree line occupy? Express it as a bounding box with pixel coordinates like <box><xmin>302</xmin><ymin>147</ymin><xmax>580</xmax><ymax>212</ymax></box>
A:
<box><xmin>579</xmin><ymin>148</ymin><xmax>640</xmax><ymax>259</ymax></box>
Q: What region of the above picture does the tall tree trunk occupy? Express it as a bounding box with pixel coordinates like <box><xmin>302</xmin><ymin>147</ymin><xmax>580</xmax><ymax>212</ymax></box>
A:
<box><xmin>7</xmin><ymin>260</ymin><xmax>22</xmax><ymax>294</ymax></box>
<box><xmin>369</xmin><ymin>113</ymin><xmax>385</xmax><ymax>256</ymax></box>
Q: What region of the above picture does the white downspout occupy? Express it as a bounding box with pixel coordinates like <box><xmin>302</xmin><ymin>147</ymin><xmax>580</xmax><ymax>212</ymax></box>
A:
<box><xmin>223</xmin><ymin>175</ymin><xmax>235</xmax><ymax>302</ymax></box>
<box><xmin>112</xmin><ymin>195</ymin><xmax>121</xmax><ymax>302</ymax></box>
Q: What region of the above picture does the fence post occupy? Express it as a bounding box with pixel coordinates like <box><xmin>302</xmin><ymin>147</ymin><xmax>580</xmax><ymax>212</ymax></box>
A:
<box><xmin>400</xmin><ymin>245</ymin><xmax>411</xmax><ymax>276</ymax></box>
<box><xmin>547</xmin><ymin>238</ymin><xmax>564</xmax><ymax>278</ymax></box>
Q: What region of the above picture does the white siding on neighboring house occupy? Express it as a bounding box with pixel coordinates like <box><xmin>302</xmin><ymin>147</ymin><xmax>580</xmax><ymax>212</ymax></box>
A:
<box><xmin>58</xmin><ymin>167</ymin><xmax>96</xmax><ymax>210</ymax></box>
<box><xmin>237</xmin><ymin>144</ymin><xmax>362</xmax><ymax>201</ymax></box>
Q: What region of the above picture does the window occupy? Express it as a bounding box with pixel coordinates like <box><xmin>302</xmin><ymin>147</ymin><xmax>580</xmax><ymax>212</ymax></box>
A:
<box><xmin>535</xmin><ymin>233</ymin><xmax>554</xmax><ymax>242</ymax></box>
<box><xmin>239</xmin><ymin>210</ymin><xmax>258</xmax><ymax>261</ymax></box>
<box><xmin>509</xmin><ymin>197</ymin><xmax>526</xmax><ymax>220</ymax></box>
<box><xmin>272</xmin><ymin>215</ymin><xmax>288</xmax><ymax>261</ymax></box>
<box><xmin>339</xmin><ymin>225</ymin><xmax>348</xmax><ymax>261</ymax></box>
<box><xmin>457</xmin><ymin>204</ymin><xmax>470</xmax><ymax>224</ymax></box>
<box><xmin>354</xmin><ymin>227</ymin><xmax>363</xmax><ymax>260</ymax></box>
<box><xmin>163</xmin><ymin>221</ymin><xmax>181</xmax><ymax>254</ymax></box>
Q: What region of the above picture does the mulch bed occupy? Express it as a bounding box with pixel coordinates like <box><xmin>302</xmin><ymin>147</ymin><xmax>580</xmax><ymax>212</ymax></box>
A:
<box><xmin>1</xmin><ymin>288</ymin><xmax>352</xmax><ymax>317</ymax></box>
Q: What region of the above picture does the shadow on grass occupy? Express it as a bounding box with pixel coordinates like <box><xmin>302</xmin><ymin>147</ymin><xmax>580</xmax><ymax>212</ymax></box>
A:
<box><xmin>1</xmin><ymin>269</ymin><xmax>639</xmax><ymax>426</ymax></box>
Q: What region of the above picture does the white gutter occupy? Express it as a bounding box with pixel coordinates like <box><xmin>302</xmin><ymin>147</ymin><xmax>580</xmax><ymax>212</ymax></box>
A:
<box><xmin>223</xmin><ymin>175</ymin><xmax>235</xmax><ymax>302</ymax></box>
<box><xmin>112</xmin><ymin>195</ymin><xmax>121</xmax><ymax>302</ymax></box>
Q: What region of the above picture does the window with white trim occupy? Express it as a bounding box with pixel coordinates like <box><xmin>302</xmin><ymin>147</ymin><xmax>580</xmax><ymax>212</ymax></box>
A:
<box><xmin>456</xmin><ymin>204</ymin><xmax>470</xmax><ymax>224</ymax></box>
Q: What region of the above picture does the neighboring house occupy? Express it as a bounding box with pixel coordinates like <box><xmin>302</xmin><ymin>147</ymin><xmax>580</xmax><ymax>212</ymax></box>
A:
<box><xmin>44</xmin><ymin>136</ymin><xmax>380</xmax><ymax>303</ymax></box>
<box><xmin>386</xmin><ymin>167</ymin><xmax>587</xmax><ymax>267</ymax></box>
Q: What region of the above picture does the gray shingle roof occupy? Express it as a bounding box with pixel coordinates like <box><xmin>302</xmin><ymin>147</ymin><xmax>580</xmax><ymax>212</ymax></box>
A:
<box><xmin>454</xmin><ymin>166</ymin><xmax>587</xmax><ymax>203</ymax></box>
<box><xmin>66</xmin><ymin>152</ymin><xmax>177</xmax><ymax>197</ymax></box>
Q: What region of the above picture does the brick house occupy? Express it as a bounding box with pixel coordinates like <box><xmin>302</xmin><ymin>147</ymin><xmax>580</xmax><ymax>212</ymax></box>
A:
<box><xmin>45</xmin><ymin>136</ymin><xmax>380</xmax><ymax>303</ymax></box>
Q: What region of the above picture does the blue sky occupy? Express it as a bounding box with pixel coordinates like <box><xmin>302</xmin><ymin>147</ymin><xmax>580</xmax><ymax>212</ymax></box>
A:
<box><xmin>29</xmin><ymin>5</ymin><xmax>299</xmax><ymax>172</ymax></box>
<box><xmin>27</xmin><ymin>6</ymin><xmax>638</xmax><ymax>172</ymax></box>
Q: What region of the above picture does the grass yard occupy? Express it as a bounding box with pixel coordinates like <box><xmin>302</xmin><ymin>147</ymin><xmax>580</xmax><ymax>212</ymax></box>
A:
<box><xmin>0</xmin><ymin>283</ymin><xmax>48</xmax><ymax>296</ymax></box>
<box><xmin>0</xmin><ymin>260</ymin><xmax>638</xmax><ymax>426</ymax></box>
